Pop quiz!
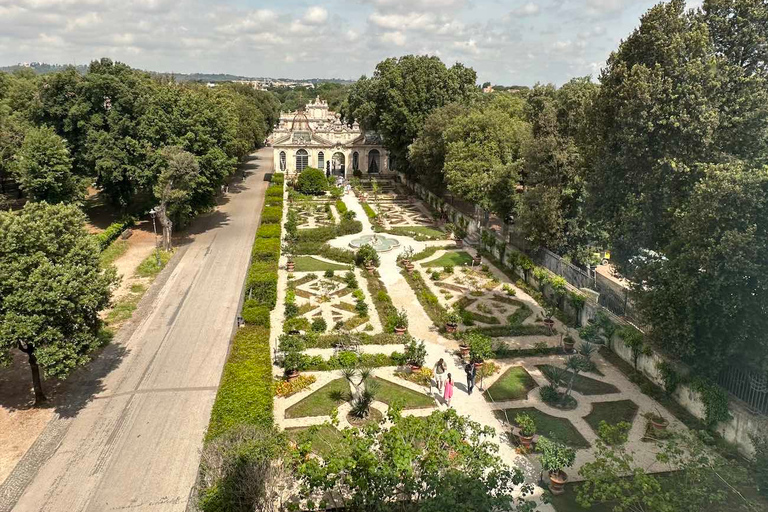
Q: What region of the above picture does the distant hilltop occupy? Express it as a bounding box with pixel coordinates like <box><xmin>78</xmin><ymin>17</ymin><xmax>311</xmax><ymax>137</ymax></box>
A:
<box><xmin>0</xmin><ymin>62</ymin><xmax>355</xmax><ymax>85</ymax></box>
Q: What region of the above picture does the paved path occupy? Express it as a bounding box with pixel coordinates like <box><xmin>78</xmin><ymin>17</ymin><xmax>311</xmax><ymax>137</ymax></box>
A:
<box><xmin>0</xmin><ymin>148</ymin><xmax>274</xmax><ymax>512</ymax></box>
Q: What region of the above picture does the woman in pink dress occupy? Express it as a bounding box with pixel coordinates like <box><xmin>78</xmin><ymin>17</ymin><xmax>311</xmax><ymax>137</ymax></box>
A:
<box><xmin>443</xmin><ymin>373</ymin><xmax>454</xmax><ymax>407</ymax></box>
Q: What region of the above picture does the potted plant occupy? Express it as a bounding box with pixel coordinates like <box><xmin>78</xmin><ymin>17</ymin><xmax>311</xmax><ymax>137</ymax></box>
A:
<box><xmin>468</xmin><ymin>332</ymin><xmax>493</xmax><ymax>368</ymax></box>
<box><xmin>543</xmin><ymin>307</ymin><xmax>556</xmax><ymax>333</ymax></box>
<box><xmin>454</xmin><ymin>223</ymin><xmax>467</xmax><ymax>247</ymax></box>
<box><xmin>279</xmin><ymin>334</ymin><xmax>305</xmax><ymax>381</ymax></box>
<box><xmin>646</xmin><ymin>410</ymin><xmax>669</xmax><ymax>431</ymax></box>
<box><xmin>283</xmin><ymin>241</ymin><xmax>296</xmax><ymax>272</ymax></box>
<box><xmin>392</xmin><ymin>308</ymin><xmax>409</xmax><ymax>335</ymax></box>
<box><xmin>515</xmin><ymin>412</ymin><xmax>536</xmax><ymax>449</ymax></box>
<box><xmin>563</xmin><ymin>334</ymin><xmax>575</xmax><ymax>353</ymax></box>
<box><xmin>444</xmin><ymin>310</ymin><xmax>461</xmax><ymax>333</ymax></box>
<box><xmin>537</xmin><ymin>437</ymin><xmax>576</xmax><ymax>496</ymax></box>
<box><xmin>404</xmin><ymin>338</ymin><xmax>427</xmax><ymax>370</ymax></box>
<box><xmin>472</xmin><ymin>252</ymin><xmax>482</xmax><ymax>265</ymax></box>
<box><xmin>398</xmin><ymin>246</ymin><xmax>414</xmax><ymax>267</ymax></box>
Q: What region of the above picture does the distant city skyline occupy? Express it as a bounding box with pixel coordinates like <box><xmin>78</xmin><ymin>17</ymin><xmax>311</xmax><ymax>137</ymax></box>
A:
<box><xmin>0</xmin><ymin>0</ymin><xmax>703</xmax><ymax>86</ymax></box>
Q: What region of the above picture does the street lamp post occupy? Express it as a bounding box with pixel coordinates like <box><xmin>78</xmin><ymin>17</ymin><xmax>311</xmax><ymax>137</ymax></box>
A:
<box><xmin>149</xmin><ymin>207</ymin><xmax>161</xmax><ymax>267</ymax></box>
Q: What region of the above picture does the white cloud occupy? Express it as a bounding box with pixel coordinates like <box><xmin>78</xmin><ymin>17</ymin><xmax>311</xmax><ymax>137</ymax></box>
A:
<box><xmin>303</xmin><ymin>6</ymin><xmax>328</xmax><ymax>24</ymax></box>
<box><xmin>380</xmin><ymin>31</ymin><xmax>407</xmax><ymax>46</ymax></box>
<box><xmin>512</xmin><ymin>2</ymin><xmax>539</xmax><ymax>17</ymax></box>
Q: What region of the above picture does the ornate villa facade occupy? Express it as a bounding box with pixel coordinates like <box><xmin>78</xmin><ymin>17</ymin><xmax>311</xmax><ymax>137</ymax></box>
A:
<box><xmin>270</xmin><ymin>97</ymin><xmax>391</xmax><ymax>178</ymax></box>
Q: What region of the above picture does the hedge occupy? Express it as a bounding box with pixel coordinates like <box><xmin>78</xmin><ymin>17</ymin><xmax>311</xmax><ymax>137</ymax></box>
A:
<box><xmin>241</xmin><ymin>301</ymin><xmax>270</xmax><ymax>327</ymax></box>
<box><xmin>361</xmin><ymin>202</ymin><xmax>377</xmax><ymax>220</ymax></box>
<box><xmin>251</xmin><ymin>238</ymin><xmax>281</xmax><ymax>262</ymax></box>
<box><xmin>266</xmin><ymin>185</ymin><xmax>284</xmax><ymax>197</ymax></box>
<box><xmin>261</xmin><ymin>206</ymin><xmax>283</xmax><ymax>224</ymax></box>
<box><xmin>299</xmin><ymin>351</ymin><xmax>405</xmax><ymax>371</ymax></box>
<box><xmin>335</xmin><ymin>200</ymin><xmax>348</xmax><ymax>215</ymax></box>
<box><xmin>206</xmin><ymin>326</ymin><xmax>273</xmax><ymax>440</ymax></box>
<box><xmin>295</xmin><ymin>219</ymin><xmax>362</xmax><ymax>243</ymax></box>
<box><xmin>256</xmin><ymin>224</ymin><xmax>281</xmax><ymax>238</ymax></box>
<box><xmin>401</xmin><ymin>269</ymin><xmax>448</xmax><ymax>329</ymax></box>
<box><xmin>246</xmin><ymin>263</ymin><xmax>278</xmax><ymax>309</ymax></box>
<box><xmin>305</xmin><ymin>332</ymin><xmax>408</xmax><ymax>348</ymax></box>
<box><xmin>95</xmin><ymin>217</ymin><xmax>135</xmax><ymax>251</ymax></box>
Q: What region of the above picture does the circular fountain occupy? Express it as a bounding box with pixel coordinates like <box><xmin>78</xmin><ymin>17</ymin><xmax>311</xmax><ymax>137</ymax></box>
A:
<box><xmin>349</xmin><ymin>234</ymin><xmax>400</xmax><ymax>252</ymax></box>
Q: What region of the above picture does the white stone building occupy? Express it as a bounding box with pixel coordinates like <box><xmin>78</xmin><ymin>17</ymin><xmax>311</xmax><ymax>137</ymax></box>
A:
<box><xmin>270</xmin><ymin>97</ymin><xmax>391</xmax><ymax>178</ymax></box>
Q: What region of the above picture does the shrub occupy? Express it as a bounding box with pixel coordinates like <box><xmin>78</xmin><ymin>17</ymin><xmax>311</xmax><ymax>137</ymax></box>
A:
<box><xmin>311</xmin><ymin>317</ymin><xmax>327</xmax><ymax>333</ymax></box>
<box><xmin>335</xmin><ymin>200</ymin><xmax>348</xmax><ymax>215</ymax></box>
<box><xmin>206</xmin><ymin>326</ymin><xmax>273</xmax><ymax>440</ymax></box>
<box><xmin>242</xmin><ymin>302</ymin><xmax>270</xmax><ymax>327</ymax></box>
<box><xmin>251</xmin><ymin>238</ymin><xmax>281</xmax><ymax>262</ymax></box>
<box><xmin>284</xmin><ymin>317</ymin><xmax>310</xmax><ymax>333</ymax></box>
<box><xmin>467</xmin><ymin>332</ymin><xmax>493</xmax><ymax>363</ymax></box>
<box><xmin>361</xmin><ymin>202</ymin><xmax>377</xmax><ymax>220</ymax></box>
<box><xmin>344</xmin><ymin>271</ymin><xmax>358</xmax><ymax>289</ymax></box>
<box><xmin>260</xmin><ymin>206</ymin><xmax>282</xmax><ymax>224</ymax></box>
<box><xmin>256</xmin><ymin>224</ymin><xmax>281</xmax><ymax>239</ymax></box>
<box><xmin>540</xmin><ymin>384</ymin><xmax>560</xmax><ymax>404</ymax></box>
<box><xmin>324</xmin><ymin>269</ymin><xmax>335</xmax><ymax>278</ymax></box>
<box><xmin>295</xmin><ymin>168</ymin><xmax>327</xmax><ymax>195</ymax></box>
<box><xmin>404</xmin><ymin>338</ymin><xmax>427</xmax><ymax>367</ymax></box>
<box><xmin>95</xmin><ymin>217</ymin><xmax>135</xmax><ymax>251</ymax></box>
<box><xmin>355</xmin><ymin>299</ymin><xmax>369</xmax><ymax>317</ymax></box>
<box><xmin>515</xmin><ymin>413</ymin><xmax>536</xmax><ymax>437</ymax></box>
<box><xmin>752</xmin><ymin>432</ymin><xmax>768</xmax><ymax>498</ymax></box>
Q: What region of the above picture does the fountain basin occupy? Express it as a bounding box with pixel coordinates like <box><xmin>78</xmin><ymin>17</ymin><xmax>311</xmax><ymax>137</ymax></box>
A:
<box><xmin>349</xmin><ymin>234</ymin><xmax>400</xmax><ymax>252</ymax></box>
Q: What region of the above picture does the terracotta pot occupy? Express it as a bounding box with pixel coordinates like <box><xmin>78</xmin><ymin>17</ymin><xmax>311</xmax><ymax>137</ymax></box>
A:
<box><xmin>401</xmin><ymin>259</ymin><xmax>410</xmax><ymax>266</ymax></box>
<box><xmin>563</xmin><ymin>340</ymin><xmax>575</xmax><ymax>352</ymax></box>
<box><xmin>459</xmin><ymin>344</ymin><xmax>470</xmax><ymax>358</ymax></box>
<box><xmin>455</xmin><ymin>239</ymin><xmax>463</xmax><ymax>248</ymax></box>
<box><xmin>406</xmin><ymin>263</ymin><xmax>415</xmax><ymax>273</ymax></box>
<box><xmin>395</xmin><ymin>327</ymin><xmax>407</xmax><ymax>335</ymax></box>
<box><xmin>651</xmin><ymin>417</ymin><xmax>669</xmax><ymax>430</ymax></box>
<box><xmin>408</xmin><ymin>363</ymin><xmax>422</xmax><ymax>371</ymax></box>
<box><xmin>473</xmin><ymin>256</ymin><xmax>481</xmax><ymax>265</ymax></box>
<box><xmin>286</xmin><ymin>261</ymin><xmax>295</xmax><ymax>272</ymax></box>
<box><xmin>519</xmin><ymin>435</ymin><xmax>534</xmax><ymax>449</ymax></box>
<box><xmin>366</xmin><ymin>265</ymin><xmax>375</xmax><ymax>274</ymax></box>
<box><xmin>286</xmin><ymin>370</ymin><xmax>300</xmax><ymax>382</ymax></box>
<box><xmin>548</xmin><ymin>471</ymin><xmax>568</xmax><ymax>495</ymax></box>
<box><xmin>446</xmin><ymin>323</ymin><xmax>458</xmax><ymax>333</ymax></box>
<box><xmin>474</xmin><ymin>361</ymin><xmax>484</xmax><ymax>369</ymax></box>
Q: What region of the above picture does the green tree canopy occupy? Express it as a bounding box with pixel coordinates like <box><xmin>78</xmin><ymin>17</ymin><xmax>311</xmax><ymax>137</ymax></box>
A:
<box><xmin>0</xmin><ymin>202</ymin><xmax>117</xmax><ymax>403</ymax></box>
<box><xmin>345</xmin><ymin>55</ymin><xmax>478</xmax><ymax>173</ymax></box>
<box><xmin>12</xmin><ymin>125</ymin><xmax>83</xmax><ymax>203</ymax></box>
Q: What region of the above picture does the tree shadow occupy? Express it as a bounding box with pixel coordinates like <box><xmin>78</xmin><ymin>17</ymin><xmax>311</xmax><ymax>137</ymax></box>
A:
<box><xmin>176</xmin><ymin>209</ymin><xmax>231</xmax><ymax>244</ymax></box>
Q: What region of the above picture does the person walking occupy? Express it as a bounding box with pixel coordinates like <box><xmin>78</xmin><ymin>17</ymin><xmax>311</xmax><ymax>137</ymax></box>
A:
<box><xmin>433</xmin><ymin>358</ymin><xmax>447</xmax><ymax>392</ymax></box>
<box><xmin>465</xmin><ymin>362</ymin><xmax>477</xmax><ymax>395</ymax></box>
<box><xmin>443</xmin><ymin>373</ymin><xmax>454</xmax><ymax>407</ymax></box>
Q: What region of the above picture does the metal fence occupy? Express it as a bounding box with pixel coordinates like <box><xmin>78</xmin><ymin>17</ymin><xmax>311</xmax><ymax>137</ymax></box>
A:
<box><xmin>718</xmin><ymin>365</ymin><xmax>768</xmax><ymax>415</ymax></box>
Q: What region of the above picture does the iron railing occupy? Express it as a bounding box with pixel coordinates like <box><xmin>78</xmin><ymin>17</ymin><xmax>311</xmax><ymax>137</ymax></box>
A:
<box><xmin>718</xmin><ymin>365</ymin><xmax>768</xmax><ymax>416</ymax></box>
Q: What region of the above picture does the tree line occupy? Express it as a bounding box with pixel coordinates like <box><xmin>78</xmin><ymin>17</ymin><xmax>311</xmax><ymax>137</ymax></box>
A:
<box><xmin>345</xmin><ymin>0</ymin><xmax>768</xmax><ymax>377</ymax></box>
<box><xmin>0</xmin><ymin>58</ymin><xmax>280</xmax><ymax>402</ymax></box>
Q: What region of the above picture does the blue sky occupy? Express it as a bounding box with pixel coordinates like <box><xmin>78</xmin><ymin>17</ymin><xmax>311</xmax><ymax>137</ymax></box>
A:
<box><xmin>0</xmin><ymin>0</ymin><xmax>703</xmax><ymax>86</ymax></box>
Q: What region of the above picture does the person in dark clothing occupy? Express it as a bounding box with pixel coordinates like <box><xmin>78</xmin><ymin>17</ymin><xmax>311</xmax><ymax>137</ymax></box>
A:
<box><xmin>465</xmin><ymin>362</ymin><xmax>476</xmax><ymax>395</ymax></box>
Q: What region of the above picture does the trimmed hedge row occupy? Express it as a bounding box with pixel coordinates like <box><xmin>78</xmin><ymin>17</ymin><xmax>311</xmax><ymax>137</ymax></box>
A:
<box><xmin>335</xmin><ymin>200</ymin><xmax>348</xmax><ymax>215</ymax></box>
<box><xmin>206</xmin><ymin>326</ymin><xmax>273</xmax><ymax>440</ymax></box>
<box><xmin>295</xmin><ymin>219</ymin><xmax>362</xmax><ymax>243</ymax></box>
<box><xmin>205</xmin><ymin>174</ymin><xmax>284</xmax><ymax>441</ymax></box>
<box><xmin>401</xmin><ymin>268</ymin><xmax>448</xmax><ymax>329</ymax></box>
<box><xmin>304</xmin><ymin>332</ymin><xmax>406</xmax><ymax>349</ymax></box>
<box><xmin>95</xmin><ymin>217</ymin><xmax>135</xmax><ymax>251</ymax></box>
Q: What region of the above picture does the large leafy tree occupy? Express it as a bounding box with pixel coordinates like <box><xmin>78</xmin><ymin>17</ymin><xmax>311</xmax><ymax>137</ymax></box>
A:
<box><xmin>345</xmin><ymin>55</ymin><xmax>478</xmax><ymax>173</ymax></box>
<box><xmin>517</xmin><ymin>78</ymin><xmax>599</xmax><ymax>259</ymax></box>
<box><xmin>292</xmin><ymin>408</ymin><xmax>536</xmax><ymax>512</ymax></box>
<box><xmin>443</xmin><ymin>94</ymin><xmax>530</xmax><ymax>223</ymax></box>
<box><xmin>0</xmin><ymin>203</ymin><xmax>117</xmax><ymax>403</ymax></box>
<box><xmin>634</xmin><ymin>163</ymin><xmax>768</xmax><ymax>374</ymax></box>
<box><xmin>12</xmin><ymin>125</ymin><xmax>83</xmax><ymax>203</ymax></box>
<box><xmin>153</xmin><ymin>146</ymin><xmax>200</xmax><ymax>250</ymax></box>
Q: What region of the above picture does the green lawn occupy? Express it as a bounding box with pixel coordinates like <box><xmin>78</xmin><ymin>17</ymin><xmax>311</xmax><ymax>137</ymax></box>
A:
<box><xmin>494</xmin><ymin>407</ymin><xmax>590</xmax><ymax>449</ymax></box>
<box><xmin>135</xmin><ymin>250</ymin><xmax>173</xmax><ymax>278</ymax></box>
<box><xmin>384</xmin><ymin>226</ymin><xmax>447</xmax><ymax>241</ymax></box>
<box><xmin>536</xmin><ymin>364</ymin><xmax>620</xmax><ymax>395</ymax></box>
<box><xmin>285</xmin><ymin>378</ymin><xmax>350</xmax><ymax>419</ymax></box>
<box><xmin>100</xmin><ymin>239</ymin><xmax>129</xmax><ymax>267</ymax></box>
<box><xmin>293</xmin><ymin>256</ymin><xmax>350</xmax><ymax>273</ymax></box>
<box><xmin>286</xmin><ymin>424</ymin><xmax>348</xmax><ymax>459</ymax></box>
<box><xmin>422</xmin><ymin>251</ymin><xmax>474</xmax><ymax>268</ymax></box>
<box><xmin>484</xmin><ymin>366</ymin><xmax>538</xmax><ymax>402</ymax></box>
<box><xmin>105</xmin><ymin>287</ymin><xmax>145</xmax><ymax>325</ymax></box>
<box><xmin>584</xmin><ymin>400</ymin><xmax>639</xmax><ymax>435</ymax></box>
<box><xmin>371</xmin><ymin>377</ymin><xmax>435</xmax><ymax>409</ymax></box>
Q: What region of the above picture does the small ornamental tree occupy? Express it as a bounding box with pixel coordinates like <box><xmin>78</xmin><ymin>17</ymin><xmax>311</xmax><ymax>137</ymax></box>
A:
<box><xmin>355</xmin><ymin>244</ymin><xmax>380</xmax><ymax>267</ymax></box>
<box><xmin>0</xmin><ymin>202</ymin><xmax>117</xmax><ymax>403</ymax></box>
<box><xmin>295</xmin><ymin>167</ymin><xmax>327</xmax><ymax>195</ymax></box>
<box><xmin>291</xmin><ymin>407</ymin><xmax>537</xmax><ymax>511</ymax></box>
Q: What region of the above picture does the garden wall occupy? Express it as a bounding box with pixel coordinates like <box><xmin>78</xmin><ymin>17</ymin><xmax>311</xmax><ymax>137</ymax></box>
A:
<box><xmin>407</xmin><ymin>179</ymin><xmax>767</xmax><ymax>456</ymax></box>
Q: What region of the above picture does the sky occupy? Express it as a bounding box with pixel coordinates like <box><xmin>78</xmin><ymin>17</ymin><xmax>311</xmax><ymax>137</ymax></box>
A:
<box><xmin>0</xmin><ymin>0</ymin><xmax>704</xmax><ymax>86</ymax></box>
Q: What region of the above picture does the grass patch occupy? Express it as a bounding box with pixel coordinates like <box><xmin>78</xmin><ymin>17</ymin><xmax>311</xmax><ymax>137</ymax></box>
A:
<box><xmin>371</xmin><ymin>377</ymin><xmax>435</xmax><ymax>409</ymax></box>
<box><xmin>99</xmin><ymin>239</ymin><xmax>129</xmax><ymax>267</ymax></box>
<box><xmin>584</xmin><ymin>400</ymin><xmax>639</xmax><ymax>435</ymax></box>
<box><xmin>383</xmin><ymin>226</ymin><xmax>447</xmax><ymax>241</ymax></box>
<box><xmin>286</xmin><ymin>424</ymin><xmax>347</xmax><ymax>459</ymax></box>
<box><xmin>135</xmin><ymin>250</ymin><xmax>172</xmax><ymax>278</ymax></box>
<box><xmin>422</xmin><ymin>251</ymin><xmax>474</xmax><ymax>268</ymax></box>
<box><xmin>105</xmin><ymin>290</ymin><xmax>143</xmax><ymax>325</ymax></box>
<box><xmin>484</xmin><ymin>366</ymin><xmax>537</xmax><ymax>402</ymax></box>
<box><xmin>412</xmin><ymin>244</ymin><xmax>456</xmax><ymax>261</ymax></box>
<box><xmin>536</xmin><ymin>364</ymin><xmax>620</xmax><ymax>395</ymax></box>
<box><xmin>494</xmin><ymin>406</ymin><xmax>590</xmax><ymax>449</ymax></box>
<box><xmin>285</xmin><ymin>378</ymin><xmax>350</xmax><ymax>419</ymax></box>
<box><xmin>293</xmin><ymin>256</ymin><xmax>350</xmax><ymax>272</ymax></box>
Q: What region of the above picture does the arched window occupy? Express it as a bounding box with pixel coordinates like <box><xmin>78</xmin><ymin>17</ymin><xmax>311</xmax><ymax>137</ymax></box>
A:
<box><xmin>352</xmin><ymin>152</ymin><xmax>359</xmax><ymax>171</ymax></box>
<box><xmin>368</xmin><ymin>149</ymin><xmax>380</xmax><ymax>173</ymax></box>
<box><xmin>279</xmin><ymin>151</ymin><xmax>286</xmax><ymax>171</ymax></box>
<box><xmin>317</xmin><ymin>151</ymin><xmax>325</xmax><ymax>171</ymax></box>
<box><xmin>296</xmin><ymin>149</ymin><xmax>308</xmax><ymax>172</ymax></box>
